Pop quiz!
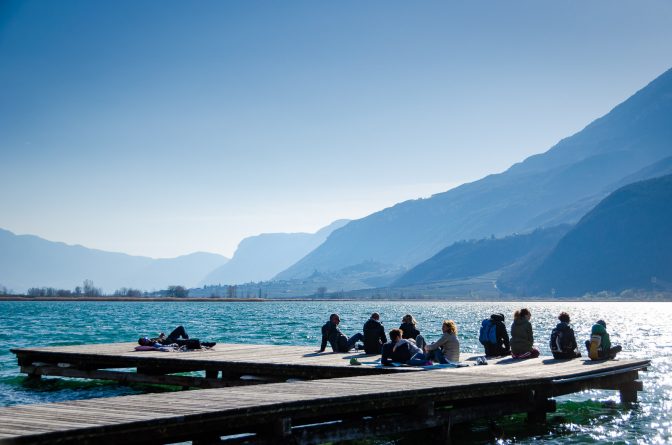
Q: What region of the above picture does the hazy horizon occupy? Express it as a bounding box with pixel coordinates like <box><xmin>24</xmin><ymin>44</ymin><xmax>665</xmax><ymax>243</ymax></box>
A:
<box><xmin>2</xmin><ymin>0</ymin><xmax>672</xmax><ymax>258</ymax></box>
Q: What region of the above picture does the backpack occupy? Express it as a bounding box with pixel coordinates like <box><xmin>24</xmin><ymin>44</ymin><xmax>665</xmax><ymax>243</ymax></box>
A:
<box><xmin>588</xmin><ymin>334</ymin><xmax>602</xmax><ymax>360</ymax></box>
<box><xmin>550</xmin><ymin>324</ymin><xmax>574</xmax><ymax>353</ymax></box>
<box><xmin>479</xmin><ymin>319</ymin><xmax>498</xmax><ymax>346</ymax></box>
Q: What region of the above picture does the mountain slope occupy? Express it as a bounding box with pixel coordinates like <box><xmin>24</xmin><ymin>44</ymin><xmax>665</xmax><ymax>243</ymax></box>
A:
<box><xmin>0</xmin><ymin>229</ymin><xmax>228</xmax><ymax>292</ymax></box>
<box><xmin>278</xmin><ymin>66</ymin><xmax>672</xmax><ymax>280</ymax></box>
<box><xmin>502</xmin><ymin>174</ymin><xmax>672</xmax><ymax>296</ymax></box>
<box><xmin>394</xmin><ymin>225</ymin><xmax>570</xmax><ymax>287</ymax></box>
<box><xmin>200</xmin><ymin>220</ymin><xmax>349</xmax><ymax>285</ymax></box>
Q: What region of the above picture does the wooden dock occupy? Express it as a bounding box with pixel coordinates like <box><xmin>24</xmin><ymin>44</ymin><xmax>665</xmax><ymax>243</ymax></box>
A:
<box><xmin>11</xmin><ymin>343</ymin><xmax>413</xmax><ymax>389</ymax></box>
<box><xmin>5</xmin><ymin>343</ymin><xmax>649</xmax><ymax>444</ymax></box>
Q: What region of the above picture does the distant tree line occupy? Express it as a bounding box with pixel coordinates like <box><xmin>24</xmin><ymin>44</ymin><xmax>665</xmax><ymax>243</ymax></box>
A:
<box><xmin>17</xmin><ymin>280</ymin><xmax>192</xmax><ymax>298</ymax></box>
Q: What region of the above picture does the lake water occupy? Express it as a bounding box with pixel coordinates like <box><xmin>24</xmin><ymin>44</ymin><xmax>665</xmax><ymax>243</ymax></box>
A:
<box><xmin>1</xmin><ymin>301</ymin><xmax>670</xmax><ymax>444</ymax></box>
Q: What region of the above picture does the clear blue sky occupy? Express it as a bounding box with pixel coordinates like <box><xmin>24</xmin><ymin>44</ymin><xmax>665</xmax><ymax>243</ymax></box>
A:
<box><xmin>1</xmin><ymin>0</ymin><xmax>671</xmax><ymax>258</ymax></box>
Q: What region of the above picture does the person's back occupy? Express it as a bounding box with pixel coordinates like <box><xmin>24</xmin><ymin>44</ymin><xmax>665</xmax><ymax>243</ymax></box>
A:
<box><xmin>550</xmin><ymin>312</ymin><xmax>580</xmax><ymax>359</ymax></box>
<box><xmin>510</xmin><ymin>308</ymin><xmax>539</xmax><ymax>359</ymax></box>
<box><xmin>399</xmin><ymin>314</ymin><xmax>420</xmax><ymax>340</ymax></box>
<box><xmin>382</xmin><ymin>329</ymin><xmax>426</xmax><ymax>366</ymax></box>
<box><xmin>480</xmin><ymin>313</ymin><xmax>510</xmax><ymax>357</ymax></box>
<box><xmin>381</xmin><ymin>340</ymin><xmax>412</xmax><ymax>365</ymax></box>
<box><xmin>363</xmin><ymin>313</ymin><xmax>387</xmax><ymax>354</ymax></box>
<box><xmin>586</xmin><ymin>319</ymin><xmax>621</xmax><ymax>360</ymax></box>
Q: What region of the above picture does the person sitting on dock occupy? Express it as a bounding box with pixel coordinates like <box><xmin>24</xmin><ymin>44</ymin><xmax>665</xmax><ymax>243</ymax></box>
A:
<box><xmin>318</xmin><ymin>314</ymin><xmax>364</xmax><ymax>353</ymax></box>
<box><xmin>550</xmin><ymin>312</ymin><xmax>581</xmax><ymax>359</ymax></box>
<box><xmin>585</xmin><ymin>320</ymin><xmax>622</xmax><ymax>360</ymax></box>
<box><xmin>138</xmin><ymin>325</ymin><xmax>215</xmax><ymax>349</ymax></box>
<box><xmin>399</xmin><ymin>314</ymin><xmax>421</xmax><ymax>340</ymax></box>
<box><xmin>510</xmin><ymin>309</ymin><xmax>540</xmax><ymax>359</ymax></box>
<box><xmin>423</xmin><ymin>319</ymin><xmax>460</xmax><ymax>364</ymax></box>
<box><xmin>381</xmin><ymin>328</ymin><xmax>429</xmax><ymax>366</ymax></box>
<box><xmin>363</xmin><ymin>312</ymin><xmax>387</xmax><ymax>354</ymax></box>
<box><xmin>479</xmin><ymin>313</ymin><xmax>510</xmax><ymax>357</ymax></box>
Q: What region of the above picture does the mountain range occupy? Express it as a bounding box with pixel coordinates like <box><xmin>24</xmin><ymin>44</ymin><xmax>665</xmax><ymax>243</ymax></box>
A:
<box><xmin>0</xmin><ymin>228</ymin><xmax>229</xmax><ymax>293</ymax></box>
<box><xmin>276</xmin><ymin>67</ymin><xmax>672</xmax><ymax>282</ymax></box>
<box><xmin>200</xmin><ymin>220</ymin><xmax>349</xmax><ymax>285</ymax></box>
<box><xmin>500</xmin><ymin>174</ymin><xmax>672</xmax><ymax>296</ymax></box>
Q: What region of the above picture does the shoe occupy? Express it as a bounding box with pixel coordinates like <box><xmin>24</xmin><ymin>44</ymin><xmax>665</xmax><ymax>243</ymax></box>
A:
<box><xmin>201</xmin><ymin>342</ymin><xmax>216</xmax><ymax>348</ymax></box>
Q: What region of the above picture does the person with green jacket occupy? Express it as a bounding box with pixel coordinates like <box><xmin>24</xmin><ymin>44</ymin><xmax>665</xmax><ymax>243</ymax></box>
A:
<box><xmin>585</xmin><ymin>320</ymin><xmax>622</xmax><ymax>360</ymax></box>
<box><xmin>510</xmin><ymin>308</ymin><xmax>540</xmax><ymax>359</ymax></box>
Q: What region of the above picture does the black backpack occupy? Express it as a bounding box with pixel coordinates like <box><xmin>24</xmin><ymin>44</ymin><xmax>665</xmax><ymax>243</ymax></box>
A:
<box><xmin>550</xmin><ymin>326</ymin><xmax>572</xmax><ymax>353</ymax></box>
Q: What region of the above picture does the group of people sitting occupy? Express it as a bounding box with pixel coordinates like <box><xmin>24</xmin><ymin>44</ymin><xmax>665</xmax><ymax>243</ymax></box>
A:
<box><xmin>318</xmin><ymin>310</ymin><xmax>622</xmax><ymax>365</ymax></box>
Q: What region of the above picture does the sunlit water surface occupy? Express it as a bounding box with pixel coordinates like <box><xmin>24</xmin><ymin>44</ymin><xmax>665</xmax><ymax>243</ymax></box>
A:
<box><xmin>1</xmin><ymin>301</ymin><xmax>670</xmax><ymax>444</ymax></box>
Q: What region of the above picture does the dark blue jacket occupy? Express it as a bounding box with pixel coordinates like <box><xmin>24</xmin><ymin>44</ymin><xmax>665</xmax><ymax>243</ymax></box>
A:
<box><xmin>363</xmin><ymin>318</ymin><xmax>387</xmax><ymax>354</ymax></box>
<box><xmin>320</xmin><ymin>321</ymin><xmax>348</xmax><ymax>352</ymax></box>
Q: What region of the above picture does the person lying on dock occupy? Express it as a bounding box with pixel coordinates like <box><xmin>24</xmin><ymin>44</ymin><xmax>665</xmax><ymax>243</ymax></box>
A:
<box><xmin>423</xmin><ymin>319</ymin><xmax>460</xmax><ymax>364</ymax></box>
<box><xmin>399</xmin><ymin>314</ymin><xmax>421</xmax><ymax>341</ymax></box>
<box><xmin>550</xmin><ymin>312</ymin><xmax>581</xmax><ymax>359</ymax></box>
<box><xmin>585</xmin><ymin>319</ymin><xmax>622</xmax><ymax>360</ymax></box>
<box><xmin>510</xmin><ymin>308</ymin><xmax>540</xmax><ymax>359</ymax></box>
<box><xmin>138</xmin><ymin>325</ymin><xmax>216</xmax><ymax>350</ymax></box>
<box><xmin>479</xmin><ymin>313</ymin><xmax>510</xmax><ymax>357</ymax></box>
<box><xmin>362</xmin><ymin>312</ymin><xmax>387</xmax><ymax>354</ymax></box>
<box><xmin>381</xmin><ymin>329</ymin><xmax>430</xmax><ymax>366</ymax></box>
<box><xmin>318</xmin><ymin>313</ymin><xmax>364</xmax><ymax>353</ymax></box>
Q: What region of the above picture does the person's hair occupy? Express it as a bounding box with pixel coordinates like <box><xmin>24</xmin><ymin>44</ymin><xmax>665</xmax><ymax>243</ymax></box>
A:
<box><xmin>138</xmin><ymin>337</ymin><xmax>151</xmax><ymax>346</ymax></box>
<box><xmin>442</xmin><ymin>320</ymin><xmax>457</xmax><ymax>335</ymax></box>
<box><xmin>402</xmin><ymin>314</ymin><xmax>417</xmax><ymax>325</ymax></box>
<box><xmin>515</xmin><ymin>308</ymin><xmax>531</xmax><ymax>320</ymax></box>
<box><xmin>390</xmin><ymin>328</ymin><xmax>402</xmax><ymax>340</ymax></box>
<box><xmin>558</xmin><ymin>312</ymin><xmax>570</xmax><ymax>323</ymax></box>
<box><xmin>371</xmin><ymin>312</ymin><xmax>380</xmax><ymax>320</ymax></box>
<box><xmin>330</xmin><ymin>313</ymin><xmax>340</xmax><ymax>322</ymax></box>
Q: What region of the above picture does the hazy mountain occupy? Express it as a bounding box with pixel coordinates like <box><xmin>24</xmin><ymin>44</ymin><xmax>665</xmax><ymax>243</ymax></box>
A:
<box><xmin>200</xmin><ymin>220</ymin><xmax>350</xmax><ymax>285</ymax></box>
<box><xmin>0</xmin><ymin>228</ymin><xmax>228</xmax><ymax>293</ymax></box>
<box><xmin>277</xmin><ymin>67</ymin><xmax>672</xmax><ymax>280</ymax></box>
<box><xmin>500</xmin><ymin>174</ymin><xmax>672</xmax><ymax>296</ymax></box>
<box><xmin>394</xmin><ymin>225</ymin><xmax>570</xmax><ymax>287</ymax></box>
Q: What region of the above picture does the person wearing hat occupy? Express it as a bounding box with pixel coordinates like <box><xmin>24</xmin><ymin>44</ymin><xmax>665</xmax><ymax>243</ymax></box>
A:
<box><xmin>585</xmin><ymin>320</ymin><xmax>622</xmax><ymax>360</ymax></box>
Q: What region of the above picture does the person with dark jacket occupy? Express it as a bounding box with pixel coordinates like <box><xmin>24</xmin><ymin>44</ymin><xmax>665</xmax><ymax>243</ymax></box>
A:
<box><xmin>381</xmin><ymin>329</ymin><xmax>428</xmax><ymax>366</ymax></box>
<box><xmin>479</xmin><ymin>313</ymin><xmax>510</xmax><ymax>357</ymax></box>
<box><xmin>510</xmin><ymin>308</ymin><xmax>540</xmax><ymax>359</ymax></box>
<box><xmin>362</xmin><ymin>312</ymin><xmax>387</xmax><ymax>354</ymax></box>
<box><xmin>399</xmin><ymin>314</ymin><xmax>420</xmax><ymax>340</ymax></box>
<box><xmin>138</xmin><ymin>325</ymin><xmax>215</xmax><ymax>349</ymax></box>
<box><xmin>585</xmin><ymin>319</ymin><xmax>622</xmax><ymax>360</ymax></box>
<box><xmin>318</xmin><ymin>313</ymin><xmax>364</xmax><ymax>353</ymax></box>
<box><xmin>550</xmin><ymin>312</ymin><xmax>581</xmax><ymax>359</ymax></box>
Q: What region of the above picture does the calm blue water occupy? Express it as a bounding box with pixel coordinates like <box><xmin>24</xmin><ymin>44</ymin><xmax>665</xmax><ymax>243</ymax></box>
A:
<box><xmin>1</xmin><ymin>301</ymin><xmax>671</xmax><ymax>443</ymax></box>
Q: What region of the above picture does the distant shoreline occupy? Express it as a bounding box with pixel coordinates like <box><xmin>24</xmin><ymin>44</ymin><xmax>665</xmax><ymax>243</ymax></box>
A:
<box><xmin>1</xmin><ymin>296</ymin><xmax>670</xmax><ymax>303</ymax></box>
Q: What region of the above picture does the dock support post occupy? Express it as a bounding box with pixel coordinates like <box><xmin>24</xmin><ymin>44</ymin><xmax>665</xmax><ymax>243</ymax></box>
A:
<box><xmin>526</xmin><ymin>389</ymin><xmax>555</xmax><ymax>423</ymax></box>
<box><xmin>619</xmin><ymin>381</ymin><xmax>643</xmax><ymax>405</ymax></box>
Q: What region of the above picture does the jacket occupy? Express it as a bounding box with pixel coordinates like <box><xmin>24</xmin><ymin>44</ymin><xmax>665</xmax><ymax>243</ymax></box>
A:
<box><xmin>510</xmin><ymin>318</ymin><xmax>534</xmax><ymax>355</ymax></box>
<box><xmin>590</xmin><ymin>323</ymin><xmax>611</xmax><ymax>351</ymax></box>
<box><xmin>363</xmin><ymin>318</ymin><xmax>387</xmax><ymax>354</ymax></box>
<box><xmin>399</xmin><ymin>322</ymin><xmax>420</xmax><ymax>340</ymax></box>
<box><xmin>550</xmin><ymin>322</ymin><xmax>578</xmax><ymax>353</ymax></box>
<box><xmin>381</xmin><ymin>339</ymin><xmax>422</xmax><ymax>365</ymax></box>
<box><xmin>482</xmin><ymin>314</ymin><xmax>510</xmax><ymax>356</ymax></box>
<box><xmin>320</xmin><ymin>321</ymin><xmax>348</xmax><ymax>352</ymax></box>
<box><xmin>426</xmin><ymin>332</ymin><xmax>460</xmax><ymax>362</ymax></box>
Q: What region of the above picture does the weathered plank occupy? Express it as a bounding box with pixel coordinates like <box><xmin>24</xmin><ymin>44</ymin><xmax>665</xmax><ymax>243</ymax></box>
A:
<box><xmin>0</xmin><ymin>353</ymin><xmax>649</xmax><ymax>445</ymax></box>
